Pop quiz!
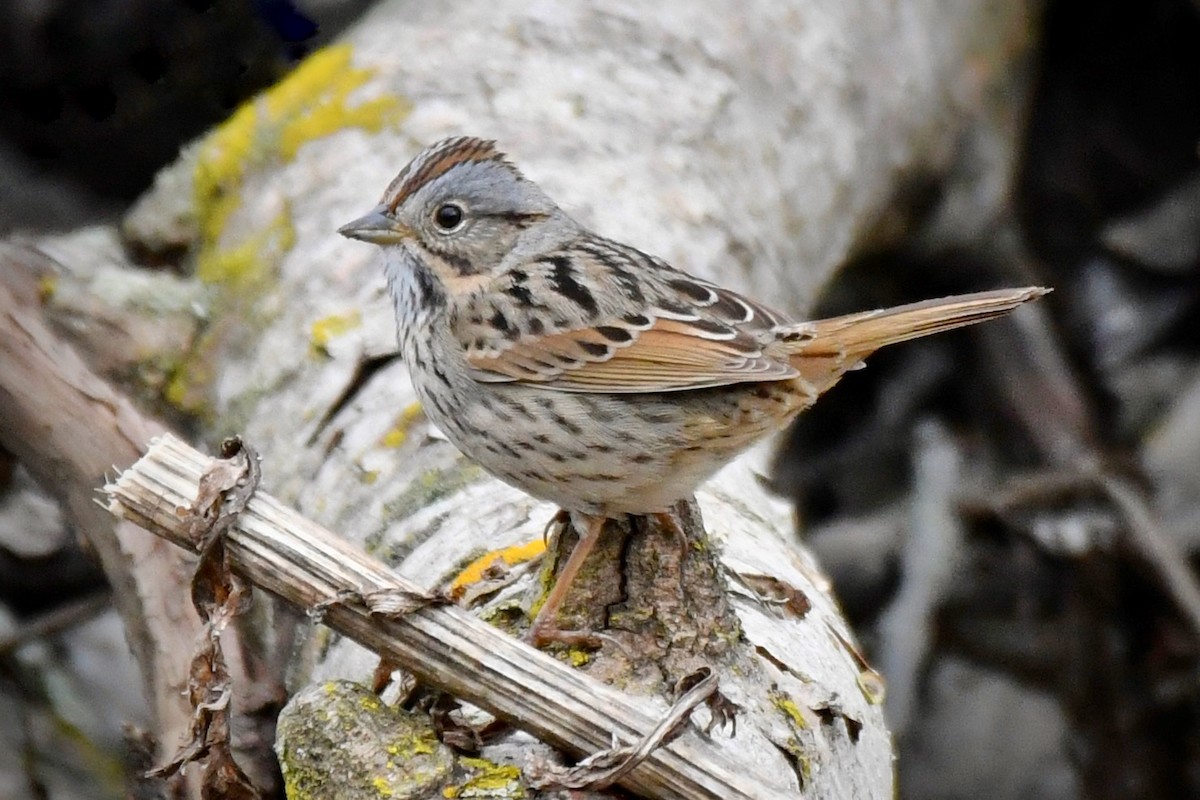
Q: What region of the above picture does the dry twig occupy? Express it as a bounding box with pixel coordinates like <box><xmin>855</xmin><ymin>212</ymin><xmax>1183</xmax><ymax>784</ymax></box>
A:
<box><xmin>104</xmin><ymin>433</ymin><xmax>790</xmax><ymax>800</ymax></box>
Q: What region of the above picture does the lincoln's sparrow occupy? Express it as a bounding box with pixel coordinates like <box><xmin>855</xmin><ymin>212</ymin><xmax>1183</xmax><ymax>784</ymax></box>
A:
<box><xmin>340</xmin><ymin>136</ymin><xmax>1047</xmax><ymax>645</ymax></box>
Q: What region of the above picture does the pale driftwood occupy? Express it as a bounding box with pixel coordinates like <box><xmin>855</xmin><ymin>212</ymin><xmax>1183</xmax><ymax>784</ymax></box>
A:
<box><xmin>0</xmin><ymin>245</ymin><xmax>274</xmax><ymax>796</ymax></box>
<box><xmin>105</xmin><ymin>433</ymin><xmax>789</xmax><ymax>800</ymax></box>
<box><xmin>0</xmin><ymin>248</ymin><xmax>192</xmax><ymax>744</ymax></box>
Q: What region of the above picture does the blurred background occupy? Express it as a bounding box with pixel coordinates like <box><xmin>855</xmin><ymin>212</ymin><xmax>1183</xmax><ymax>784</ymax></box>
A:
<box><xmin>1</xmin><ymin>0</ymin><xmax>1199</xmax><ymax>798</ymax></box>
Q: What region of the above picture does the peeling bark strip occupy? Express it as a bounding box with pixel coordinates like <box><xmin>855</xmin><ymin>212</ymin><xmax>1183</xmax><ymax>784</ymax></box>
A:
<box><xmin>148</xmin><ymin>437</ymin><xmax>260</xmax><ymax>797</ymax></box>
<box><xmin>104</xmin><ymin>434</ymin><xmax>792</xmax><ymax>800</ymax></box>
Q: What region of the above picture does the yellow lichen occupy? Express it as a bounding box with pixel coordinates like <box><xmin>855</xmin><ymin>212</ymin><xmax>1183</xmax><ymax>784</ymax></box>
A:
<box><xmin>163</xmin><ymin>203</ymin><xmax>294</xmax><ymax>418</ymax></box>
<box><xmin>194</xmin><ymin>43</ymin><xmax>407</xmax><ymax>244</ymax></box>
<box><xmin>163</xmin><ymin>362</ymin><xmax>196</xmax><ymax>412</ymax></box>
<box><xmin>193</xmin><ymin>97</ymin><xmax>258</xmax><ymax>247</ymax></box>
<box><xmin>191</xmin><ymin>42</ymin><xmax>408</xmax><ymax>296</ymax></box>
<box><xmin>162</xmin><ymin>328</ymin><xmax>220</xmax><ymax>419</ymax></box>
<box><xmin>195</xmin><ymin>206</ymin><xmax>295</xmax><ymax>293</ymax></box>
<box><xmin>37</xmin><ymin>274</ymin><xmax>57</xmax><ymax>302</ymax></box>
<box><xmin>785</xmin><ymin>741</ymin><xmax>813</xmax><ymax>785</ymax></box>
<box><xmin>380</xmin><ymin>402</ymin><xmax>426</xmax><ymax>448</ymax></box>
<box><xmin>768</xmin><ymin>695</ymin><xmax>815</xmax><ymax>790</ymax></box>
<box><xmin>371</xmin><ymin>776</ymin><xmax>394</xmax><ymax>797</ymax></box>
<box><xmin>565</xmin><ymin>648</ymin><xmax>591</xmax><ymax>668</ymax></box>
<box><xmin>772</xmin><ymin>692</ymin><xmax>810</xmax><ymax>730</ymax></box>
<box><xmin>449</xmin><ymin>539</ymin><xmax>546</xmax><ymax>597</ymax></box>
<box><xmin>169</xmin><ymin>45</ymin><xmax>408</xmax><ymax>420</ymax></box>
<box><xmin>310</xmin><ymin>310</ymin><xmax>363</xmax><ymax>351</ymax></box>
<box><xmin>452</xmin><ymin>757</ymin><xmax>523</xmax><ymax>797</ymax></box>
<box><xmin>273</xmin><ymin>46</ymin><xmax>407</xmax><ymax>160</ymax></box>
<box><xmin>407</xmin><ymin>735</ymin><xmax>436</xmax><ymax>756</ymax></box>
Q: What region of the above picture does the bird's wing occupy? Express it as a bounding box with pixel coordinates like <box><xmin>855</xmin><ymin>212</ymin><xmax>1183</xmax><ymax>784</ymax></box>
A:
<box><xmin>455</xmin><ymin>239</ymin><xmax>798</xmax><ymax>393</ymax></box>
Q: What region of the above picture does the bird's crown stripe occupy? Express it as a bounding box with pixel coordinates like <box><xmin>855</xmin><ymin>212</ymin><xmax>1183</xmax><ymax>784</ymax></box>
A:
<box><xmin>384</xmin><ymin>137</ymin><xmax>507</xmax><ymax>210</ymax></box>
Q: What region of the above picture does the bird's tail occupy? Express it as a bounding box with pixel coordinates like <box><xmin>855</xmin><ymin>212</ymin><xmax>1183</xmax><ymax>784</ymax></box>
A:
<box><xmin>784</xmin><ymin>287</ymin><xmax>1048</xmax><ymax>358</ymax></box>
<box><xmin>780</xmin><ymin>286</ymin><xmax>1049</xmax><ymax>391</ymax></box>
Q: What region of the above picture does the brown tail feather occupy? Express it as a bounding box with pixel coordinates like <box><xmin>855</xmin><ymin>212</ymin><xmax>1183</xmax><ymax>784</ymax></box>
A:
<box><xmin>786</xmin><ymin>287</ymin><xmax>1050</xmax><ymax>361</ymax></box>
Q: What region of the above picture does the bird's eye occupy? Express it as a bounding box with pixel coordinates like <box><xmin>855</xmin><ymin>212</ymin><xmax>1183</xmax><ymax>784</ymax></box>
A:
<box><xmin>433</xmin><ymin>203</ymin><xmax>464</xmax><ymax>231</ymax></box>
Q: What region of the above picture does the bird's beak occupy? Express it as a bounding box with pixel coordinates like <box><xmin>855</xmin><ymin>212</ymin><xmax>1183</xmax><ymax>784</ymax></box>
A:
<box><xmin>338</xmin><ymin>206</ymin><xmax>413</xmax><ymax>244</ymax></box>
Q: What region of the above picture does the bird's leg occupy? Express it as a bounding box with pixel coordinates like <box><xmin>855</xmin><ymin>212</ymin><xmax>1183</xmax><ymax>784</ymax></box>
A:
<box><xmin>527</xmin><ymin>513</ymin><xmax>607</xmax><ymax>648</ymax></box>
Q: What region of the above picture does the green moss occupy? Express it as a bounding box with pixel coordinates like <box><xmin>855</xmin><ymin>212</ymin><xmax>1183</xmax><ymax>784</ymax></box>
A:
<box><xmin>525</xmin><ymin>543</ymin><xmax>563</xmax><ymax>620</ymax></box>
<box><xmin>371</xmin><ymin>511</ymin><xmax>450</xmax><ymax>567</ymax></box>
<box><xmin>363</xmin><ymin>461</ymin><xmax>488</xmax><ymax>566</ymax></box>
<box><xmin>476</xmin><ymin>601</ymin><xmax>527</xmax><ymax>632</ymax></box>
